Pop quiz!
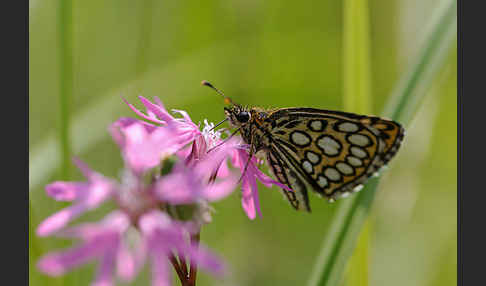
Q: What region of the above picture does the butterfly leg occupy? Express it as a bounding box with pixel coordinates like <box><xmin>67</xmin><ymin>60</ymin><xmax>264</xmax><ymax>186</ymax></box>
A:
<box><xmin>238</xmin><ymin>146</ymin><xmax>256</xmax><ymax>183</ymax></box>
<box><xmin>237</xmin><ymin>123</ymin><xmax>259</xmax><ymax>183</ymax></box>
<box><xmin>207</xmin><ymin>127</ymin><xmax>241</xmax><ymax>153</ymax></box>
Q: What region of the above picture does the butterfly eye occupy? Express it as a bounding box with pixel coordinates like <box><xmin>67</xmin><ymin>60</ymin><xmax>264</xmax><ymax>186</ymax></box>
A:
<box><xmin>236</xmin><ymin>111</ymin><xmax>251</xmax><ymax>123</ymax></box>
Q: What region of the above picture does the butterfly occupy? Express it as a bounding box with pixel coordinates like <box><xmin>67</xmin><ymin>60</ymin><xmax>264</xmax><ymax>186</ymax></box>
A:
<box><xmin>202</xmin><ymin>81</ymin><xmax>405</xmax><ymax>211</ymax></box>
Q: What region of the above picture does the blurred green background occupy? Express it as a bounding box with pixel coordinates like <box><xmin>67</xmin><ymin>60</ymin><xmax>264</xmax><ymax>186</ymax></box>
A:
<box><xmin>29</xmin><ymin>0</ymin><xmax>456</xmax><ymax>285</ymax></box>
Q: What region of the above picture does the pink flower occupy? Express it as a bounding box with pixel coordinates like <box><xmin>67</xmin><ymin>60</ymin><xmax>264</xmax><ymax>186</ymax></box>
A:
<box><xmin>37</xmin><ymin>161</ymin><xmax>228</xmax><ymax>285</ymax></box>
<box><xmin>36</xmin><ymin>158</ymin><xmax>115</xmax><ymax>237</ymax></box>
<box><xmin>231</xmin><ymin>145</ymin><xmax>292</xmax><ymax>220</ymax></box>
<box><xmin>37</xmin><ymin>98</ymin><xmax>236</xmax><ymax>286</ymax></box>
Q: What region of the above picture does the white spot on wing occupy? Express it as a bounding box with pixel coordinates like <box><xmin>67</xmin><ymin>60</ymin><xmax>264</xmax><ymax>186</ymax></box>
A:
<box><xmin>302</xmin><ymin>160</ymin><xmax>313</xmax><ymax>174</ymax></box>
<box><xmin>338</xmin><ymin>122</ymin><xmax>359</xmax><ymax>132</ymax></box>
<box><xmin>306</xmin><ymin>151</ymin><xmax>320</xmax><ymax>164</ymax></box>
<box><xmin>317</xmin><ymin>136</ymin><xmax>341</xmax><ymax>156</ymax></box>
<box><xmin>348</xmin><ymin>134</ymin><xmax>370</xmax><ymax>146</ymax></box>
<box><xmin>317</xmin><ymin>175</ymin><xmax>328</xmax><ymax>188</ymax></box>
<box><xmin>291</xmin><ymin>131</ymin><xmax>310</xmax><ymax>146</ymax></box>
<box><xmin>347</xmin><ymin>156</ymin><xmax>363</xmax><ymax>167</ymax></box>
<box><xmin>350</xmin><ymin>146</ymin><xmax>367</xmax><ymax>158</ymax></box>
<box><xmin>310</xmin><ymin>120</ymin><xmax>323</xmax><ymax>131</ymax></box>
<box><xmin>324</xmin><ymin>167</ymin><xmax>341</xmax><ymax>181</ymax></box>
<box><xmin>336</xmin><ymin>162</ymin><xmax>354</xmax><ymax>175</ymax></box>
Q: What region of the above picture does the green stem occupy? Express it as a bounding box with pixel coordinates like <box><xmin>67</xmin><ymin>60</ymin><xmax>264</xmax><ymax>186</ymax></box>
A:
<box><xmin>59</xmin><ymin>0</ymin><xmax>73</xmax><ymax>179</ymax></box>
<box><xmin>384</xmin><ymin>0</ymin><xmax>457</xmax><ymax>123</ymax></box>
<box><xmin>342</xmin><ymin>0</ymin><xmax>372</xmax><ymax>284</ymax></box>
<box><xmin>343</xmin><ymin>0</ymin><xmax>371</xmax><ymax>115</ymax></box>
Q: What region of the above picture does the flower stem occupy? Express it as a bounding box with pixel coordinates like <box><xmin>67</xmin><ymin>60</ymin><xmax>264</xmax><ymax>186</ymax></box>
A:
<box><xmin>188</xmin><ymin>232</ymin><xmax>201</xmax><ymax>286</ymax></box>
<box><xmin>169</xmin><ymin>253</ymin><xmax>187</xmax><ymax>285</ymax></box>
<box><xmin>178</xmin><ymin>251</ymin><xmax>189</xmax><ymax>278</ymax></box>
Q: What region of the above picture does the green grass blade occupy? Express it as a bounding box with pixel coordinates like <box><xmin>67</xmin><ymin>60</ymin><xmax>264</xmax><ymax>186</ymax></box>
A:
<box><xmin>343</xmin><ymin>0</ymin><xmax>371</xmax><ymax>115</ymax></box>
<box><xmin>342</xmin><ymin>0</ymin><xmax>372</xmax><ymax>285</ymax></box>
<box><xmin>307</xmin><ymin>1</ymin><xmax>456</xmax><ymax>285</ymax></box>
<box><xmin>59</xmin><ymin>0</ymin><xmax>73</xmax><ymax>179</ymax></box>
<box><xmin>384</xmin><ymin>0</ymin><xmax>457</xmax><ymax>123</ymax></box>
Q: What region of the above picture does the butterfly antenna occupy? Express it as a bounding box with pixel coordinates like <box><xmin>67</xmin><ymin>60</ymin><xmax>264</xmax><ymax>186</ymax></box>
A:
<box><xmin>201</xmin><ymin>80</ymin><xmax>233</xmax><ymax>105</ymax></box>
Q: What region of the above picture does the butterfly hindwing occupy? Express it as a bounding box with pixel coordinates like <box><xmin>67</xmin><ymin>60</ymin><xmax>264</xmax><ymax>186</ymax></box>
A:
<box><xmin>264</xmin><ymin>108</ymin><xmax>405</xmax><ymax>202</ymax></box>
<box><xmin>266</xmin><ymin>145</ymin><xmax>311</xmax><ymax>211</ymax></box>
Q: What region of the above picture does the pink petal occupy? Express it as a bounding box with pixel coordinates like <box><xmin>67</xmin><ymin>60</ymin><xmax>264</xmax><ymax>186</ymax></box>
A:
<box><xmin>116</xmin><ymin>241</ymin><xmax>139</xmax><ymax>282</ymax></box>
<box><xmin>54</xmin><ymin>211</ymin><xmax>130</xmax><ymax>240</ymax></box>
<box><xmin>123</xmin><ymin>97</ymin><xmax>167</xmax><ymax>125</ymax></box>
<box><xmin>248</xmin><ymin>174</ymin><xmax>262</xmax><ymax>218</ymax></box>
<box><xmin>185</xmin><ymin>136</ymin><xmax>207</xmax><ymax>166</ymax></box>
<box><xmin>114</xmin><ymin>121</ymin><xmax>190</xmax><ymax>173</ymax></box>
<box><xmin>171</xmin><ymin>109</ymin><xmax>193</xmax><ymax>123</ymax></box>
<box><xmin>189</xmin><ymin>244</ymin><xmax>226</xmax><ymax>276</ymax></box>
<box><xmin>109</xmin><ymin>117</ymin><xmax>157</xmax><ymax>149</ymax></box>
<box><xmin>72</xmin><ymin>157</ymin><xmax>96</xmax><ymax>180</ymax></box>
<box><xmin>216</xmin><ymin>158</ymin><xmax>231</xmax><ymax>178</ymax></box>
<box><xmin>193</xmin><ymin>142</ymin><xmax>237</xmax><ymax>180</ymax></box>
<box><xmin>55</xmin><ymin>224</ymin><xmax>101</xmax><ymax>240</ymax></box>
<box><xmin>176</xmin><ymin>145</ymin><xmax>192</xmax><ymax>160</ymax></box>
<box><xmin>124</xmin><ymin>143</ymin><xmax>165</xmax><ymax>174</ymax></box>
<box><xmin>139</xmin><ymin>211</ymin><xmax>173</xmax><ymax>235</ymax></box>
<box><xmin>37</xmin><ymin>234</ymin><xmax>115</xmax><ymax>276</ymax></box>
<box><xmin>36</xmin><ymin>204</ymin><xmax>88</xmax><ymax>236</ymax></box>
<box><xmin>150</xmin><ymin>251</ymin><xmax>170</xmax><ymax>286</ymax></box>
<box><xmin>37</xmin><ymin>182</ymin><xmax>113</xmax><ymax>236</ymax></box>
<box><xmin>92</xmin><ymin>245</ymin><xmax>118</xmax><ymax>286</ymax></box>
<box><xmin>138</xmin><ymin>96</ymin><xmax>174</xmax><ymax>123</ymax></box>
<box><xmin>241</xmin><ymin>180</ymin><xmax>256</xmax><ymax>220</ymax></box>
<box><xmin>155</xmin><ymin>172</ymin><xmax>198</xmax><ymax>205</ymax></box>
<box><xmin>153</xmin><ymin>96</ymin><xmax>164</xmax><ymax>107</ymax></box>
<box><xmin>80</xmin><ymin>181</ymin><xmax>113</xmax><ymax>208</ymax></box>
<box><xmin>45</xmin><ymin>182</ymin><xmax>86</xmax><ymax>201</ymax></box>
<box><xmin>100</xmin><ymin>211</ymin><xmax>131</xmax><ymax>230</ymax></box>
<box><xmin>204</xmin><ymin>176</ymin><xmax>238</xmax><ymax>202</ymax></box>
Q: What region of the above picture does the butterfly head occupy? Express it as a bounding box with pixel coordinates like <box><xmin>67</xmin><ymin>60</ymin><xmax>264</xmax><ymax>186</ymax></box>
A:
<box><xmin>224</xmin><ymin>105</ymin><xmax>251</xmax><ymax>128</ymax></box>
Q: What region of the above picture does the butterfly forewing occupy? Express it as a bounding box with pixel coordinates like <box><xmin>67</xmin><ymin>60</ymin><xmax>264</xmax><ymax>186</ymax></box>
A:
<box><xmin>263</xmin><ymin>108</ymin><xmax>404</xmax><ymax>209</ymax></box>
